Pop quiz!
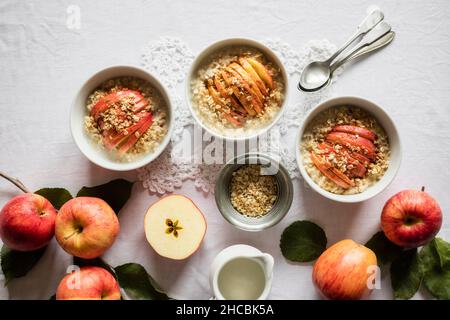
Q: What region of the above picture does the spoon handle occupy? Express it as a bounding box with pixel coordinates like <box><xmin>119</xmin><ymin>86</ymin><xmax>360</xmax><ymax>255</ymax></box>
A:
<box><xmin>330</xmin><ymin>23</ymin><xmax>393</xmax><ymax>72</ymax></box>
<box><xmin>327</xmin><ymin>9</ymin><xmax>384</xmax><ymax>63</ymax></box>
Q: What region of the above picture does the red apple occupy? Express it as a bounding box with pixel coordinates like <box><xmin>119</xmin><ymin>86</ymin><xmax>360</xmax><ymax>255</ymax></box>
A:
<box><xmin>0</xmin><ymin>193</ymin><xmax>57</xmax><ymax>251</ymax></box>
<box><xmin>55</xmin><ymin>197</ymin><xmax>119</xmax><ymax>259</ymax></box>
<box><xmin>313</xmin><ymin>239</ymin><xmax>377</xmax><ymax>300</ymax></box>
<box><xmin>381</xmin><ymin>189</ymin><xmax>442</xmax><ymax>248</ymax></box>
<box><xmin>56</xmin><ymin>266</ymin><xmax>121</xmax><ymax>300</ymax></box>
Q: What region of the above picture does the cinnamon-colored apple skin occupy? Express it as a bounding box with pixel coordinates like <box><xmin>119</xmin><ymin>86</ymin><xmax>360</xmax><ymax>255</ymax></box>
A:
<box><xmin>56</xmin><ymin>266</ymin><xmax>121</xmax><ymax>300</ymax></box>
<box><xmin>0</xmin><ymin>193</ymin><xmax>57</xmax><ymax>251</ymax></box>
<box><xmin>381</xmin><ymin>190</ymin><xmax>442</xmax><ymax>248</ymax></box>
<box><xmin>55</xmin><ymin>197</ymin><xmax>119</xmax><ymax>259</ymax></box>
<box><xmin>312</xmin><ymin>239</ymin><xmax>377</xmax><ymax>300</ymax></box>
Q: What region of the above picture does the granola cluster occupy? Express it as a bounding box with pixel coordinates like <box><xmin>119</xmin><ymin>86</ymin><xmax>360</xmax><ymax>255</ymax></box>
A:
<box><xmin>230</xmin><ymin>165</ymin><xmax>278</xmax><ymax>217</ymax></box>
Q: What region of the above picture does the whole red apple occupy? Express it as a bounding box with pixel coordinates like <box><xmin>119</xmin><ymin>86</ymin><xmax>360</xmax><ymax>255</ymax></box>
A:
<box><xmin>55</xmin><ymin>197</ymin><xmax>119</xmax><ymax>259</ymax></box>
<box><xmin>56</xmin><ymin>266</ymin><xmax>121</xmax><ymax>300</ymax></box>
<box><xmin>381</xmin><ymin>189</ymin><xmax>442</xmax><ymax>248</ymax></box>
<box><xmin>0</xmin><ymin>193</ymin><xmax>57</xmax><ymax>251</ymax></box>
<box><xmin>313</xmin><ymin>239</ymin><xmax>377</xmax><ymax>300</ymax></box>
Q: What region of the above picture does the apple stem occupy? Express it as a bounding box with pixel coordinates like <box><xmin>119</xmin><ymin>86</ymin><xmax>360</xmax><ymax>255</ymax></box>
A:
<box><xmin>421</xmin><ymin>186</ymin><xmax>425</xmax><ymax>192</ymax></box>
<box><xmin>0</xmin><ymin>171</ymin><xmax>31</xmax><ymax>193</ymax></box>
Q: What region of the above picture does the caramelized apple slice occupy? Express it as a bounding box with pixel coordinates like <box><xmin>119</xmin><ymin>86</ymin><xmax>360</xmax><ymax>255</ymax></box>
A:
<box><xmin>239</xmin><ymin>57</ymin><xmax>269</xmax><ymax>96</ymax></box>
<box><xmin>220</xmin><ymin>70</ymin><xmax>256</xmax><ymax>116</ymax></box>
<box><xmin>207</xmin><ymin>81</ymin><xmax>242</xmax><ymax>126</ymax></box>
<box><xmin>326</xmin><ymin>132</ymin><xmax>376</xmax><ymax>160</ymax></box>
<box><xmin>333</xmin><ymin>125</ymin><xmax>377</xmax><ymax>142</ymax></box>
<box><xmin>246</xmin><ymin>58</ymin><xmax>274</xmax><ymax>90</ymax></box>
<box><xmin>310</xmin><ymin>152</ymin><xmax>355</xmax><ymax>189</ymax></box>
<box><xmin>229</xmin><ymin>63</ymin><xmax>264</xmax><ymax>101</ymax></box>
<box><xmin>226</xmin><ymin>67</ymin><xmax>263</xmax><ymax>114</ymax></box>
<box><xmin>213</xmin><ymin>74</ymin><xmax>246</xmax><ymax>114</ymax></box>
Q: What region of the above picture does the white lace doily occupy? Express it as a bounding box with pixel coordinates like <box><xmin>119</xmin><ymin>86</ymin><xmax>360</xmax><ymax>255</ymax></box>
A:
<box><xmin>138</xmin><ymin>37</ymin><xmax>339</xmax><ymax>194</ymax></box>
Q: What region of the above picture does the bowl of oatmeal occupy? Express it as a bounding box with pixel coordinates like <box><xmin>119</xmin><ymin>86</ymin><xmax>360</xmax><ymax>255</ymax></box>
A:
<box><xmin>215</xmin><ymin>153</ymin><xmax>293</xmax><ymax>231</ymax></box>
<box><xmin>296</xmin><ymin>96</ymin><xmax>401</xmax><ymax>203</ymax></box>
<box><xmin>71</xmin><ymin>66</ymin><xmax>173</xmax><ymax>171</ymax></box>
<box><xmin>187</xmin><ymin>38</ymin><xmax>288</xmax><ymax>140</ymax></box>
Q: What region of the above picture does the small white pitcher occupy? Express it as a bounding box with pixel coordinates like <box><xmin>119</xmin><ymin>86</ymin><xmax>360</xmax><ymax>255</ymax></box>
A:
<box><xmin>209</xmin><ymin>244</ymin><xmax>274</xmax><ymax>300</ymax></box>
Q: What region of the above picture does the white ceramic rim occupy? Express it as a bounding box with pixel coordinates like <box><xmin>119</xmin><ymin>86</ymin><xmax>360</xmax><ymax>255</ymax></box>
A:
<box><xmin>295</xmin><ymin>96</ymin><xmax>402</xmax><ymax>203</ymax></box>
<box><xmin>210</xmin><ymin>245</ymin><xmax>272</xmax><ymax>300</ymax></box>
<box><xmin>185</xmin><ymin>37</ymin><xmax>289</xmax><ymax>141</ymax></box>
<box><xmin>70</xmin><ymin>65</ymin><xmax>174</xmax><ymax>171</ymax></box>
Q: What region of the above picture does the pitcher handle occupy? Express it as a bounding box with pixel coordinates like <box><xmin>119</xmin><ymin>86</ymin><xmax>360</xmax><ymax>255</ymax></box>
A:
<box><xmin>257</xmin><ymin>253</ymin><xmax>274</xmax><ymax>276</ymax></box>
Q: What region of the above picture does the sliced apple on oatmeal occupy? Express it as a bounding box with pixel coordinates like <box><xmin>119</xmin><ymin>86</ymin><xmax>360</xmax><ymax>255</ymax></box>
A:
<box><xmin>220</xmin><ymin>70</ymin><xmax>256</xmax><ymax>116</ymax></box>
<box><xmin>91</xmin><ymin>89</ymin><xmax>145</xmax><ymax>121</ymax></box>
<box><xmin>103</xmin><ymin>112</ymin><xmax>152</xmax><ymax>150</ymax></box>
<box><xmin>239</xmin><ymin>57</ymin><xmax>269</xmax><ymax>96</ymax></box>
<box><xmin>246</xmin><ymin>57</ymin><xmax>274</xmax><ymax>90</ymax></box>
<box><xmin>116</xmin><ymin>113</ymin><xmax>153</xmax><ymax>156</ymax></box>
<box><xmin>229</xmin><ymin>63</ymin><xmax>265</xmax><ymax>101</ymax></box>
<box><xmin>225</xmin><ymin>67</ymin><xmax>263</xmax><ymax>114</ymax></box>
<box><xmin>144</xmin><ymin>195</ymin><xmax>207</xmax><ymax>260</ymax></box>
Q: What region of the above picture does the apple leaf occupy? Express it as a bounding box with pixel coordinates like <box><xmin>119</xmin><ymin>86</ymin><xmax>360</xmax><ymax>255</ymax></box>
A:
<box><xmin>390</xmin><ymin>248</ymin><xmax>422</xmax><ymax>299</ymax></box>
<box><xmin>114</xmin><ymin>263</ymin><xmax>169</xmax><ymax>300</ymax></box>
<box><xmin>76</xmin><ymin>179</ymin><xmax>134</xmax><ymax>214</ymax></box>
<box><xmin>35</xmin><ymin>188</ymin><xmax>73</xmax><ymax>210</ymax></box>
<box><xmin>1</xmin><ymin>245</ymin><xmax>47</xmax><ymax>284</ymax></box>
<box><xmin>434</xmin><ymin>238</ymin><xmax>450</xmax><ymax>271</ymax></box>
<box><xmin>365</xmin><ymin>231</ymin><xmax>404</xmax><ymax>265</ymax></box>
<box><xmin>72</xmin><ymin>256</ymin><xmax>117</xmax><ymax>279</ymax></box>
<box><xmin>280</xmin><ymin>221</ymin><xmax>327</xmax><ymax>262</ymax></box>
<box><xmin>419</xmin><ymin>239</ymin><xmax>450</xmax><ymax>299</ymax></box>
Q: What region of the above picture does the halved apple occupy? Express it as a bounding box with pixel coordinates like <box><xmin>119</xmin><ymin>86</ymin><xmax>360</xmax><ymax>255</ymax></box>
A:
<box><xmin>144</xmin><ymin>195</ymin><xmax>207</xmax><ymax>260</ymax></box>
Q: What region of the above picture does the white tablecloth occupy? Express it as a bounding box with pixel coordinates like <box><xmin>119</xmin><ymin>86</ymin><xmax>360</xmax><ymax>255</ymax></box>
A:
<box><xmin>0</xmin><ymin>0</ymin><xmax>449</xmax><ymax>300</ymax></box>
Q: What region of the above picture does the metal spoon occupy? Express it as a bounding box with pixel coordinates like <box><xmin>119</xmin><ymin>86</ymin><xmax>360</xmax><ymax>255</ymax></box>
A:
<box><xmin>317</xmin><ymin>28</ymin><xmax>395</xmax><ymax>89</ymax></box>
<box><xmin>298</xmin><ymin>10</ymin><xmax>385</xmax><ymax>92</ymax></box>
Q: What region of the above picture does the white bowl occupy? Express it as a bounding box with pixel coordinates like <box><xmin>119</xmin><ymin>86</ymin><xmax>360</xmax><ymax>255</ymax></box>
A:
<box><xmin>71</xmin><ymin>65</ymin><xmax>174</xmax><ymax>171</ymax></box>
<box><xmin>186</xmin><ymin>38</ymin><xmax>289</xmax><ymax>141</ymax></box>
<box><xmin>296</xmin><ymin>96</ymin><xmax>402</xmax><ymax>203</ymax></box>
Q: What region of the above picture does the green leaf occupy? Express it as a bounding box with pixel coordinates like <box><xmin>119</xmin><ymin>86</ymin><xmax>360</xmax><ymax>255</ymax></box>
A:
<box><xmin>365</xmin><ymin>231</ymin><xmax>404</xmax><ymax>265</ymax></box>
<box><xmin>419</xmin><ymin>239</ymin><xmax>450</xmax><ymax>299</ymax></box>
<box><xmin>35</xmin><ymin>188</ymin><xmax>73</xmax><ymax>210</ymax></box>
<box><xmin>1</xmin><ymin>245</ymin><xmax>47</xmax><ymax>284</ymax></box>
<box><xmin>390</xmin><ymin>248</ymin><xmax>422</xmax><ymax>299</ymax></box>
<box><xmin>434</xmin><ymin>238</ymin><xmax>450</xmax><ymax>271</ymax></box>
<box><xmin>76</xmin><ymin>179</ymin><xmax>133</xmax><ymax>214</ymax></box>
<box><xmin>49</xmin><ymin>294</ymin><xmax>56</xmax><ymax>300</ymax></box>
<box><xmin>114</xmin><ymin>263</ymin><xmax>169</xmax><ymax>300</ymax></box>
<box><xmin>72</xmin><ymin>257</ymin><xmax>117</xmax><ymax>279</ymax></box>
<box><xmin>280</xmin><ymin>221</ymin><xmax>327</xmax><ymax>262</ymax></box>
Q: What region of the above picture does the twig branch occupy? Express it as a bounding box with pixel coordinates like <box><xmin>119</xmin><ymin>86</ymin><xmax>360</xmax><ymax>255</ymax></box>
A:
<box><xmin>0</xmin><ymin>171</ymin><xmax>31</xmax><ymax>193</ymax></box>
